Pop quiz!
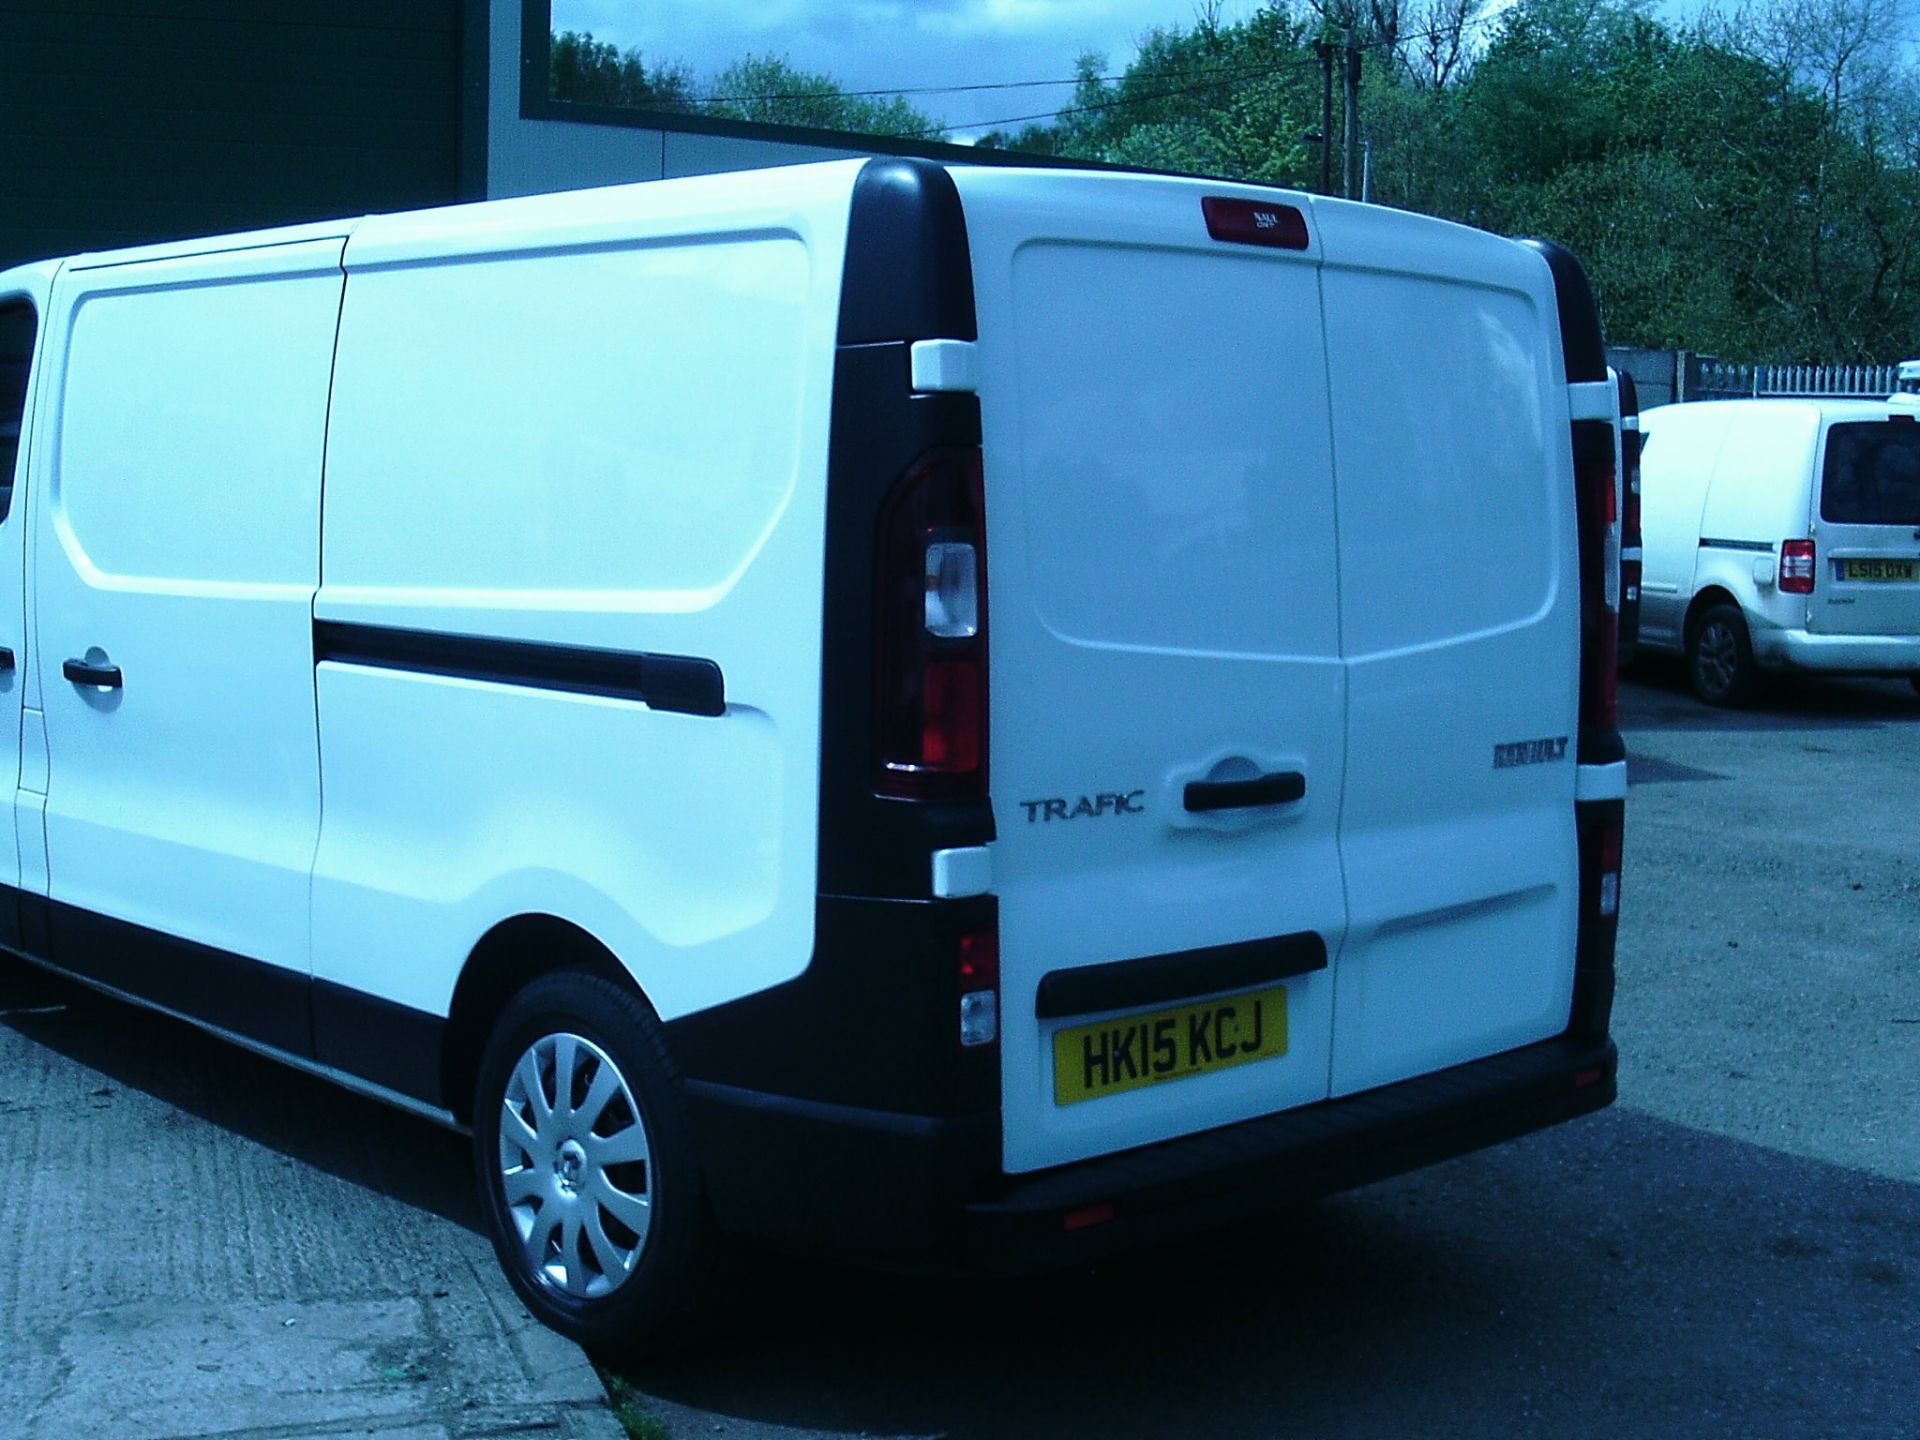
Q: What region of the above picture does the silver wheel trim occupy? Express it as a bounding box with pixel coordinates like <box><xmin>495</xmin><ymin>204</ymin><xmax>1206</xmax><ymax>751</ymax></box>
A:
<box><xmin>498</xmin><ymin>1031</ymin><xmax>654</xmax><ymax>1300</ymax></box>
<box><xmin>1696</xmin><ymin>620</ymin><xmax>1740</xmax><ymax>696</ymax></box>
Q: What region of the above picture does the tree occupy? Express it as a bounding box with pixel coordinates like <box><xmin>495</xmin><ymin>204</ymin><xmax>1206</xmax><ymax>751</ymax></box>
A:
<box><xmin>549</xmin><ymin>30</ymin><xmax>695</xmax><ymax>112</ymax></box>
<box><xmin>704</xmin><ymin>55</ymin><xmax>946</xmax><ymax>139</ymax></box>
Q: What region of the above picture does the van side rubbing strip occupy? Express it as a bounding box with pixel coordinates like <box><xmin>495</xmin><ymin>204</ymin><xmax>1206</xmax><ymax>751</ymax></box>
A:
<box><xmin>1034</xmin><ymin>932</ymin><xmax>1328</xmax><ymax>1021</ymax></box>
<box><xmin>312</xmin><ymin>621</ymin><xmax>725</xmax><ymax>717</ymax></box>
<box><xmin>1699</xmin><ymin>538</ymin><xmax>1775</xmax><ymax>553</ymax></box>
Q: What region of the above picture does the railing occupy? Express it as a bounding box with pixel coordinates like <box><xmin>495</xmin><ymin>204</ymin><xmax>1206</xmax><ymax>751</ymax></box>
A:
<box><xmin>1690</xmin><ymin>359</ymin><xmax>1901</xmax><ymax>399</ymax></box>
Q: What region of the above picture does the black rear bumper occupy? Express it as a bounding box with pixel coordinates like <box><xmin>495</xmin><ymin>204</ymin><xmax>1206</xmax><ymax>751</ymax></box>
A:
<box><xmin>687</xmin><ymin>1033</ymin><xmax>1616</xmax><ymax>1275</ymax></box>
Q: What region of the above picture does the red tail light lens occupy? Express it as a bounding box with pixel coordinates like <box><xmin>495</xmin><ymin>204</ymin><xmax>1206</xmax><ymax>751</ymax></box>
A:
<box><xmin>1780</xmin><ymin>538</ymin><xmax>1816</xmax><ymax>595</ymax></box>
<box><xmin>1573</xmin><ymin>422</ymin><xmax>1619</xmax><ymax>732</ymax></box>
<box><xmin>957</xmin><ymin>923</ymin><xmax>999</xmax><ymax>1049</ymax></box>
<box><xmin>875</xmin><ymin>448</ymin><xmax>987</xmax><ymax>799</ymax></box>
<box><xmin>1622</xmin><ymin>433</ymin><xmax>1643</xmax><ymax>547</ymax></box>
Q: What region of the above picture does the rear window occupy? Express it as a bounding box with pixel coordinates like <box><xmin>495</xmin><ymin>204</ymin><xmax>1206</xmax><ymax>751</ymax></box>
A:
<box><xmin>1821</xmin><ymin>422</ymin><xmax>1920</xmax><ymax>525</ymax></box>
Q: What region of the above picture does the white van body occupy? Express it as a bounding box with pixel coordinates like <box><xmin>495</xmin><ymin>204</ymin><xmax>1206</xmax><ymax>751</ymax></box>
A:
<box><xmin>1638</xmin><ymin>398</ymin><xmax>1920</xmax><ymax>702</ymax></box>
<box><xmin>0</xmin><ymin>159</ymin><xmax>1624</xmax><ymax>1347</ymax></box>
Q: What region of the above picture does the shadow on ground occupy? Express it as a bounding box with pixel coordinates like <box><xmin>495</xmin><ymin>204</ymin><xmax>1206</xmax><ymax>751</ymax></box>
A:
<box><xmin>9</xmin><ymin>958</ymin><xmax>1918</xmax><ymax>1440</ymax></box>
<box><xmin>1622</xmin><ymin>660</ymin><xmax>1920</xmax><ymax>732</ymax></box>
<box><xmin>622</xmin><ymin>1110</ymin><xmax>1920</xmax><ymax>1439</ymax></box>
<box><xmin>0</xmin><ymin>954</ymin><xmax>477</xmax><ymax>1228</ymax></box>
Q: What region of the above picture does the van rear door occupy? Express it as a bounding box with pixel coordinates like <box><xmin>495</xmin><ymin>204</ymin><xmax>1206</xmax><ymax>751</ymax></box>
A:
<box><xmin>953</xmin><ymin>171</ymin><xmax>1347</xmax><ymax>1174</ymax></box>
<box><xmin>1312</xmin><ymin>206</ymin><xmax>1582</xmax><ymax>1099</ymax></box>
<box><xmin>1813</xmin><ymin>414</ymin><xmax>1920</xmax><ymax>638</ymax></box>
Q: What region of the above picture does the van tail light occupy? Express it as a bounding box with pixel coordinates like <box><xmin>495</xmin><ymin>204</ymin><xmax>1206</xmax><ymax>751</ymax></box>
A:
<box><xmin>875</xmin><ymin>448</ymin><xmax>987</xmax><ymax>799</ymax></box>
<box><xmin>1583</xmin><ymin>804</ymin><xmax>1623</xmax><ymax>921</ymax></box>
<box><xmin>1573</xmin><ymin>421</ymin><xmax>1619</xmax><ymax>732</ymax></box>
<box><xmin>1621</xmin><ymin>433</ymin><xmax>1642</xmax><ymax>548</ymax></box>
<box><xmin>957</xmin><ymin>922</ymin><xmax>999</xmax><ymax>1048</ymax></box>
<box><xmin>1780</xmin><ymin>539</ymin><xmax>1816</xmax><ymax>595</ymax></box>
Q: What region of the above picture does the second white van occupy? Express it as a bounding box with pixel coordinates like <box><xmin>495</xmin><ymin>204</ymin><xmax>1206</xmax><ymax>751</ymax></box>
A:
<box><xmin>1638</xmin><ymin>397</ymin><xmax>1920</xmax><ymax>703</ymax></box>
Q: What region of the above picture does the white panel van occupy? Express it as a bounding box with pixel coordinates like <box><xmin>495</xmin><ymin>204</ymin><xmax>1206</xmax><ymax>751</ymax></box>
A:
<box><xmin>1638</xmin><ymin>397</ymin><xmax>1920</xmax><ymax>704</ymax></box>
<box><xmin>0</xmin><ymin>159</ymin><xmax>1625</xmax><ymax>1353</ymax></box>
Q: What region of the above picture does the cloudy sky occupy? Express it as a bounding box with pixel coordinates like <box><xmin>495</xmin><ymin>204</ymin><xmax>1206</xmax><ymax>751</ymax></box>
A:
<box><xmin>551</xmin><ymin>0</ymin><xmax>1282</xmax><ymax>135</ymax></box>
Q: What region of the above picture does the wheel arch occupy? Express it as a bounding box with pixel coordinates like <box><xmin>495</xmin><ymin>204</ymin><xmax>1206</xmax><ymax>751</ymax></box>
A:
<box><xmin>442</xmin><ymin>914</ymin><xmax>641</xmax><ymax>1127</ymax></box>
<box><xmin>1684</xmin><ymin>586</ymin><xmax>1744</xmax><ymax>647</ymax></box>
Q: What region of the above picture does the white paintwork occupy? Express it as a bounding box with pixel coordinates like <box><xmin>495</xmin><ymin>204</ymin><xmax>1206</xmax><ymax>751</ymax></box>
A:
<box><xmin>15</xmin><ymin>159</ymin><xmax>1602</xmax><ymax>1199</ymax></box>
<box><xmin>32</xmin><ymin>240</ymin><xmax>343</xmax><ymax>973</ymax></box>
<box><xmin>1568</xmin><ymin>380</ymin><xmax>1617</xmax><ymax>421</ymax></box>
<box><xmin>1639</xmin><ymin>398</ymin><xmax>1920</xmax><ymax>667</ymax></box>
<box><xmin>313</xmin><ymin>165</ymin><xmax>859</xmax><ymax>1022</ymax></box>
<box><xmin>931</xmin><ymin>846</ymin><xmax>993</xmax><ymax>900</ymax></box>
<box><xmin>910</xmin><ymin>338</ymin><xmax>980</xmax><ymax>394</ymax></box>
<box><xmin>1313</xmin><ymin>199</ymin><xmax>1578</xmax><ymax>1099</ymax></box>
<box><xmin>953</xmin><ymin>167</ymin><xmax>1346</xmax><ymax>1172</ymax></box>
<box><xmin>1575</xmin><ymin>761</ymin><xmax>1629</xmax><ymax>803</ymax></box>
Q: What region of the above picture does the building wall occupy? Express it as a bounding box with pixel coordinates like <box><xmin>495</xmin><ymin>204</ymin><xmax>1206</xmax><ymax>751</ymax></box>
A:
<box><xmin>0</xmin><ymin>0</ymin><xmax>472</xmax><ymax>271</ymax></box>
<box><xmin>484</xmin><ymin>0</ymin><xmax>861</xmax><ymax>200</ymax></box>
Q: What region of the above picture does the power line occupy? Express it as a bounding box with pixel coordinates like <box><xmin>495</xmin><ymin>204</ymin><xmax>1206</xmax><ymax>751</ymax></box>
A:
<box><xmin>951</xmin><ymin>54</ymin><xmax>1327</xmax><ymax>134</ymax></box>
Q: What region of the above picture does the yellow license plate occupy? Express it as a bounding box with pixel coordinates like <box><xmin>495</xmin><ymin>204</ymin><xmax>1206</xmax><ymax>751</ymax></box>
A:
<box><xmin>1052</xmin><ymin>986</ymin><xmax>1288</xmax><ymax>1106</ymax></box>
<box><xmin>1840</xmin><ymin>558</ymin><xmax>1919</xmax><ymax>581</ymax></box>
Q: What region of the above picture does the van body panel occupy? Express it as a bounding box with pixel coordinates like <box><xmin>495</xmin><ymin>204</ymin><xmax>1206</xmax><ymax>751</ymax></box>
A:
<box><xmin>1640</xmin><ymin>398</ymin><xmax>1919</xmax><ymax>670</ymax></box>
<box><xmin>1636</xmin><ymin>403</ymin><xmax>1730</xmax><ymax>646</ymax></box>
<box><xmin>313</xmin><ymin>168</ymin><xmax>858</xmax><ymax>1025</ymax></box>
<box><xmin>1811</xmin><ymin>414</ymin><xmax>1920</xmax><ymax>640</ymax></box>
<box><xmin>1312</xmin><ymin>208</ymin><xmax>1580</xmax><ymax>1096</ymax></box>
<box><xmin>34</xmin><ymin>241</ymin><xmax>343</xmax><ymax>990</ymax></box>
<box><xmin>952</xmin><ymin>169</ymin><xmax>1346</xmax><ymax>1173</ymax></box>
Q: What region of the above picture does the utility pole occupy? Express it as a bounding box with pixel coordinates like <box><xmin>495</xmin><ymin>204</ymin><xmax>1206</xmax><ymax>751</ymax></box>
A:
<box><xmin>1342</xmin><ymin>30</ymin><xmax>1362</xmax><ymax>200</ymax></box>
<box><xmin>1314</xmin><ymin>39</ymin><xmax>1335</xmax><ymax>196</ymax></box>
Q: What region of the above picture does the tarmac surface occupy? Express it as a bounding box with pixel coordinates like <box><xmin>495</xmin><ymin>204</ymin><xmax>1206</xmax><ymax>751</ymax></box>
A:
<box><xmin>2</xmin><ymin>665</ymin><xmax>1917</xmax><ymax>1439</ymax></box>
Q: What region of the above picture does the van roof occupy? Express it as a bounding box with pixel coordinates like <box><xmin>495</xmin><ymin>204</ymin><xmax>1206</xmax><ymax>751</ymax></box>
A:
<box><xmin>1644</xmin><ymin>396</ymin><xmax>1904</xmax><ymax>425</ymax></box>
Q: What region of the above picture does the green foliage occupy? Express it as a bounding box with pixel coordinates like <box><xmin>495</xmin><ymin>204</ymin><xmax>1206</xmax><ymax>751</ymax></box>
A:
<box><xmin>549</xmin><ymin>0</ymin><xmax>1920</xmax><ymax>361</ymax></box>
<box><xmin>549</xmin><ymin>30</ymin><xmax>695</xmax><ymax>113</ymax></box>
<box><xmin>705</xmin><ymin>55</ymin><xmax>946</xmax><ymax>139</ymax></box>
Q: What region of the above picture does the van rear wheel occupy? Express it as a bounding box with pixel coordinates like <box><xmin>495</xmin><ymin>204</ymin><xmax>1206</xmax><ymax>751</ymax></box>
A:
<box><xmin>471</xmin><ymin>970</ymin><xmax>724</xmax><ymax>1355</ymax></box>
<box><xmin>1687</xmin><ymin>604</ymin><xmax>1760</xmax><ymax>707</ymax></box>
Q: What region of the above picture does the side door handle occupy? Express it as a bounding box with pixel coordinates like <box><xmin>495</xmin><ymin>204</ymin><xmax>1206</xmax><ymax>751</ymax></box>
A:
<box><xmin>0</xmin><ymin>647</ymin><xmax>13</xmax><ymax>672</ymax></box>
<box><xmin>1184</xmin><ymin>769</ymin><xmax>1307</xmax><ymax>812</ymax></box>
<box><xmin>63</xmin><ymin>656</ymin><xmax>123</xmax><ymax>689</ymax></box>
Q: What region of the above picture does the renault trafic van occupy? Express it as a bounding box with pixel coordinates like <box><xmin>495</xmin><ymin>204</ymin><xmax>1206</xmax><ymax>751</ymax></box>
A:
<box><xmin>0</xmin><ymin>159</ymin><xmax>1624</xmax><ymax>1351</ymax></box>
<box><xmin>1638</xmin><ymin>397</ymin><xmax>1920</xmax><ymax>704</ymax></box>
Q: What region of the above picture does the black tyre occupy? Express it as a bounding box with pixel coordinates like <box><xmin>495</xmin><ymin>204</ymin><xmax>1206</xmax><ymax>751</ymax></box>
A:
<box><xmin>1687</xmin><ymin>603</ymin><xmax>1760</xmax><ymax>707</ymax></box>
<box><xmin>472</xmin><ymin>969</ymin><xmax>723</xmax><ymax>1354</ymax></box>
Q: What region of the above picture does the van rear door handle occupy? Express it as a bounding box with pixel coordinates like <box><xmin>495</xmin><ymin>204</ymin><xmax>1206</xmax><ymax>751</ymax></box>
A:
<box><xmin>0</xmin><ymin>647</ymin><xmax>13</xmax><ymax>672</ymax></box>
<box><xmin>1184</xmin><ymin>770</ymin><xmax>1306</xmax><ymax>812</ymax></box>
<box><xmin>63</xmin><ymin>656</ymin><xmax>123</xmax><ymax>689</ymax></box>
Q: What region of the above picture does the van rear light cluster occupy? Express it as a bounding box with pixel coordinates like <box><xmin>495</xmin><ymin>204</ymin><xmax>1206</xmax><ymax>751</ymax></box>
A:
<box><xmin>1572</xmin><ymin>422</ymin><xmax>1620</xmax><ymax>732</ymax></box>
<box><xmin>1780</xmin><ymin>539</ymin><xmax>1816</xmax><ymax>594</ymax></box>
<box><xmin>874</xmin><ymin>448</ymin><xmax>988</xmax><ymax>799</ymax></box>
<box><xmin>957</xmin><ymin>923</ymin><xmax>999</xmax><ymax>1048</ymax></box>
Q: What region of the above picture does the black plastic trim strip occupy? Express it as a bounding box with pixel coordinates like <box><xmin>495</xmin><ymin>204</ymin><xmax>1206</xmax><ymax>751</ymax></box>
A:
<box><xmin>0</xmin><ymin>882</ymin><xmax>450</xmax><ymax>1110</ymax></box>
<box><xmin>1699</xmin><ymin>538</ymin><xmax>1775</xmax><ymax>553</ymax></box>
<box><xmin>313</xmin><ymin>979</ymin><xmax>448</xmax><ymax>1109</ymax></box>
<box><xmin>313</xmin><ymin>620</ymin><xmax>725</xmax><ymax>717</ymax></box>
<box><xmin>963</xmin><ymin>1036</ymin><xmax>1617</xmax><ymax>1274</ymax></box>
<box><xmin>1519</xmin><ymin>238</ymin><xmax>1607</xmax><ymax>383</ymax></box>
<box><xmin>1035</xmin><ymin>931</ymin><xmax>1328</xmax><ymax>1021</ymax></box>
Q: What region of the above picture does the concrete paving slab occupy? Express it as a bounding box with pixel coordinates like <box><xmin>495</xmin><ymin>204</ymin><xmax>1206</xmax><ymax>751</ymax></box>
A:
<box><xmin>0</xmin><ymin>956</ymin><xmax>624</xmax><ymax>1440</ymax></box>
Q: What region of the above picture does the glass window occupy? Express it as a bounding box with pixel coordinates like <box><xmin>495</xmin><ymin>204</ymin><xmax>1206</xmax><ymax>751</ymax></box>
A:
<box><xmin>0</xmin><ymin>301</ymin><xmax>37</xmax><ymax>525</ymax></box>
<box><xmin>1821</xmin><ymin>422</ymin><xmax>1920</xmax><ymax>527</ymax></box>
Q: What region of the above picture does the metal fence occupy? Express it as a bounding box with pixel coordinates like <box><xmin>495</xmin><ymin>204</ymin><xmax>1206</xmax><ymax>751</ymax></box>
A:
<box><xmin>1688</xmin><ymin>359</ymin><xmax>1902</xmax><ymax>400</ymax></box>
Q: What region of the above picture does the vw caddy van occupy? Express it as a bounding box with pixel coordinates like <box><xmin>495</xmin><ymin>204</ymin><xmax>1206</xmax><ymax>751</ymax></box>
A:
<box><xmin>0</xmin><ymin>159</ymin><xmax>1625</xmax><ymax>1351</ymax></box>
<box><xmin>1638</xmin><ymin>395</ymin><xmax>1920</xmax><ymax>704</ymax></box>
